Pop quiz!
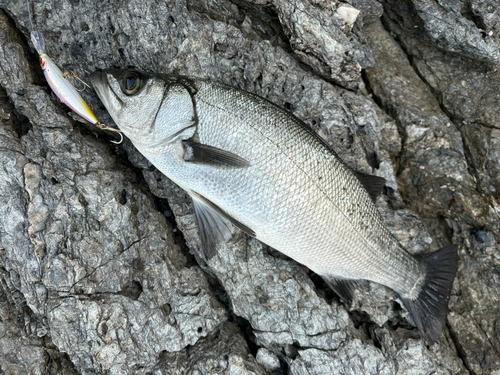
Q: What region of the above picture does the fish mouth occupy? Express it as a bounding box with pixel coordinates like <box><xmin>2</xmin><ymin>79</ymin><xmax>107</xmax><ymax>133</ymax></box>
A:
<box><xmin>91</xmin><ymin>70</ymin><xmax>126</xmax><ymax>113</ymax></box>
<box><xmin>90</xmin><ymin>70</ymin><xmax>113</xmax><ymax>111</ymax></box>
<box><xmin>90</xmin><ymin>70</ymin><xmax>128</xmax><ymax>137</ymax></box>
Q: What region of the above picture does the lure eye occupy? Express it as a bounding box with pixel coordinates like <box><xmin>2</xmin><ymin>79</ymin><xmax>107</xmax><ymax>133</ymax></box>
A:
<box><xmin>122</xmin><ymin>72</ymin><xmax>141</xmax><ymax>95</ymax></box>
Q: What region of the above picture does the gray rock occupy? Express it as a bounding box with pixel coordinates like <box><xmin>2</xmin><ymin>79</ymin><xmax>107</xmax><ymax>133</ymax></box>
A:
<box><xmin>377</xmin><ymin>2</ymin><xmax>500</xmax><ymax>372</ymax></box>
<box><xmin>256</xmin><ymin>348</ymin><xmax>281</xmax><ymax>371</ymax></box>
<box><xmin>268</xmin><ymin>0</ymin><xmax>373</xmax><ymax>90</ymax></box>
<box><xmin>0</xmin><ymin>8</ymin><xmax>253</xmax><ymax>374</ymax></box>
<box><xmin>0</xmin><ymin>0</ymin><xmax>498</xmax><ymax>373</ymax></box>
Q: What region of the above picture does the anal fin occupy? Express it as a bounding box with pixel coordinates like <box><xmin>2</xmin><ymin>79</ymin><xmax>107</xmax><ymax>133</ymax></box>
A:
<box><xmin>323</xmin><ymin>276</ymin><xmax>364</xmax><ymax>307</ymax></box>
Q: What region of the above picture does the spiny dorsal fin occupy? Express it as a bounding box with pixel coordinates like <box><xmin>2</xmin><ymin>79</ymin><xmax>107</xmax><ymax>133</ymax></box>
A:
<box><xmin>353</xmin><ymin>171</ymin><xmax>386</xmax><ymax>202</ymax></box>
<box><xmin>190</xmin><ymin>191</ymin><xmax>255</xmax><ymax>259</ymax></box>
<box><xmin>183</xmin><ymin>141</ymin><xmax>250</xmax><ymax>168</ymax></box>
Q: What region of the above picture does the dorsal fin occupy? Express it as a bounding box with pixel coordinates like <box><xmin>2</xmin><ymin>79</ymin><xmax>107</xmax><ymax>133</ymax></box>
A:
<box><xmin>353</xmin><ymin>171</ymin><xmax>386</xmax><ymax>202</ymax></box>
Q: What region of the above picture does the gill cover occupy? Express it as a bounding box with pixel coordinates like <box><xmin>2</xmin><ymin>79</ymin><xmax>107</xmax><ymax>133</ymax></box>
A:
<box><xmin>153</xmin><ymin>83</ymin><xmax>198</xmax><ymax>144</ymax></box>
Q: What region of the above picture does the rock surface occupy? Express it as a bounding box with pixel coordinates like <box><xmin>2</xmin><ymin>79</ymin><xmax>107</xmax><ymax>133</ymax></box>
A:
<box><xmin>0</xmin><ymin>0</ymin><xmax>498</xmax><ymax>374</ymax></box>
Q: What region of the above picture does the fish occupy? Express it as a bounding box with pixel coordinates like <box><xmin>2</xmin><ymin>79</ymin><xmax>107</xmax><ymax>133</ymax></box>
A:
<box><xmin>30</xmin><ymin>31</ymin><xmax>123</xmax><ymax>143</ymax></box>
<box><xmin>90</xmin><ymin>69</ymin><xmax>458</xmax><ymax>344</ymax></box>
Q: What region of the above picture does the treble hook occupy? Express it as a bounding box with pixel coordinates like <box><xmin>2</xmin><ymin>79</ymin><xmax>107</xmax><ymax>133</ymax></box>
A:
<box><xmin>63</xmin><ymin>70</ymin><xmax>91</xmax><ymax>92</ymax></box>
<box><xmin>95</xmin><ymin>122</ymin><xmax>124</xmax><ymax>144</ymax></box>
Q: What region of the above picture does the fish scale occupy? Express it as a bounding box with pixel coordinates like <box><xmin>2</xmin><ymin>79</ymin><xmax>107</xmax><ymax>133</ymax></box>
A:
<box><xmin>91</xmin><ymin>69</ymin><xmax>458</xmax><ymax>344</ymax></box>
<box><xmin>193</xmin><ymin>81</ymin><xmax>421</xmax><ymax>291</ymax></box>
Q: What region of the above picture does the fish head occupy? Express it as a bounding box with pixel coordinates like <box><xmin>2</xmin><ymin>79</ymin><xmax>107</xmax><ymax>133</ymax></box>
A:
<box><xmin>90</xmin><ymin>69</ymin><xmax>170</xmax><ymax>146</ymax></box>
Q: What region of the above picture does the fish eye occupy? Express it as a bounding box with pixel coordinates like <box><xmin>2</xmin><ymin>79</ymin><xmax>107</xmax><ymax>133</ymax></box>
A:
<box><xmin>121</xmin><ymin>72</ymin><xmax>141</xmax><ymax>95</ymax></box>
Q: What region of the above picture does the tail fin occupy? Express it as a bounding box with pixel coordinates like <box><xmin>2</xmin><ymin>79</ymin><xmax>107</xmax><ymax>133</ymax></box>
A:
<box><xmin>400</xmin><ymin>244</ymin><xmax>458</xmax><ymax>344</ymax></box>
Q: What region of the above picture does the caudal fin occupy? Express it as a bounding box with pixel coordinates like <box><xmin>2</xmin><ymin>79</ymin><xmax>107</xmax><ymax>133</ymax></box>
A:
<box><xmin>400</xmin><ymin>244</ymin><xmax>458</xmax><ymax>344</ymax></box>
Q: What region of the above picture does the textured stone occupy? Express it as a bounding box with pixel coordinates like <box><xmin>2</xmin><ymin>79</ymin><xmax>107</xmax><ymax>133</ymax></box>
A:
<box><xmin>378</xmin><ymin>2</ymin><xmax>500</xmax><ymax>372</ymax></box>
<box><xmin>0</xmin><ymin>0</ymin><xmax>498</xmax><ymax>373</ymax></box>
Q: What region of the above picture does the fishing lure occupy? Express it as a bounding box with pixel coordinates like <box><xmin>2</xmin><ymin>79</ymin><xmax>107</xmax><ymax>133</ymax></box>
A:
<box><xmin>30</xmin><ymin>31</ymin><xmax>123</xmax><ymax>144</ymax></box>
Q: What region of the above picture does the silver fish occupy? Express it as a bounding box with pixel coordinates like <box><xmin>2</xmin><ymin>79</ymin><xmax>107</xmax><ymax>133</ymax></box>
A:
<box><xmin>91</xmin><ymin>69</ymin><xmax>458</xmax><ymax>344</ymax></box>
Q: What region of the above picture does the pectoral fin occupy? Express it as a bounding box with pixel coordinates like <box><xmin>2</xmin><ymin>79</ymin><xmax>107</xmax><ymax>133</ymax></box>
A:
<box><xmin>353</xmin><ymin>171</ymin><xmax>386</xmax><ymax>202</ymax></box>
<box><xmin>190</xmin><ymin>191</ymin><xmax>255</xmax><ymax>259</ymax></box>
<box><xmin>183</xmin><ymin>141</ymin><xmax>250</xmax><ymax>168</ymax></box>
